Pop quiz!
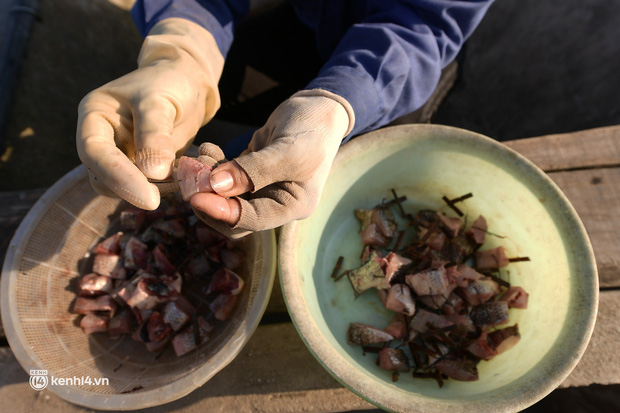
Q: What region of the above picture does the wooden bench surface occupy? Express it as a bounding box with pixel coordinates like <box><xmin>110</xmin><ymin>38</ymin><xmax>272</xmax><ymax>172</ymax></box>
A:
<box><xmin>0</xmin><ymin>125</ymin><xmax>619</xmax><ymax>411</ymax></box>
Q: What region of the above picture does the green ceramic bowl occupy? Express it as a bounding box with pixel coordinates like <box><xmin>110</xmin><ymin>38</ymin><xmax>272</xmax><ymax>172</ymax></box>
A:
<box><xmin>279</xmin><ymin>124</ymin><xmax>598</xmax><ymax>413</ymax></box>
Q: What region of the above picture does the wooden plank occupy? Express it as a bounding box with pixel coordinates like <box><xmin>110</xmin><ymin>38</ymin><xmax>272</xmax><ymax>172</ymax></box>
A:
<box><xmin>0</xmin><ymin>323</ymin><xmax>375</xmax><ymax>412</ymax></box>
<box><xmin>505</xmin><ymin>125</ymin><xmax>620</xmax><ymax>171</ymax></box>
<box><xmin>547</xmin><ymin>168</ymin><xmax>620</xmax><ymax>287</ymax></box>
<box><xmin>560</xmin><ymin>290</ymin><xmax>620</xmax><ymax>388</ymax></box>
<box><xmin>1</xmin><ymin>289</ymin><xmax>618</xmax><ymax>412</ymax></box>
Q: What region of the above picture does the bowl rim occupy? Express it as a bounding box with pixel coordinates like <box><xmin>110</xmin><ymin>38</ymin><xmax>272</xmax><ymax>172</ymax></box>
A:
<box><xmin>1</xmin><ymin>164</ymin><xmax>278</xmax><ymax>410</ymax></box>
<box><xmin>279</xmin><ymin>124</ymin><xmax>599</xmax><ymax>413</ymax></box>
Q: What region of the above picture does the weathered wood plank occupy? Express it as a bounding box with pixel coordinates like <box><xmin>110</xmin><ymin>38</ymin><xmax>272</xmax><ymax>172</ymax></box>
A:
<box><xmin>505</xmin><ymin>125</ymin><xmax>620</xmax><ymax>171</ymax></box>
<box><xmin>547</xmin><ymin>168</ymin><xmax>620</xmax><ymax>287</ymax></box>
<box><xmin>0</xmin><ymin>323</ymin><xmax>375</xmax><ymax>412</ymax></box>
<box><xmin>560</xmin><ymin>290</ymin><xmax>620</xmax><ymax>388</ymax></box>
<box><xmin>1</xmin><ymin>290</ymin><xmax>617</xmax><ymax>411</ymax></box>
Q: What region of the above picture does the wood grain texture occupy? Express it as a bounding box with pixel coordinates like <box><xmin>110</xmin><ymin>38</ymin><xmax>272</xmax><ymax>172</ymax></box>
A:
<box><xmin>560</xmin><ymin>290</ymin><xmax>620</xmax><ymax>388</ymax></box>
<box><xmin>505</xmin><ymin>125</ymin><xmax>620</xmax><ymax>171</ymax></box>
<box><xmin>547</xmin><ymin>168</ymin><xmax>620</xmax><ymax>287</ymax></box>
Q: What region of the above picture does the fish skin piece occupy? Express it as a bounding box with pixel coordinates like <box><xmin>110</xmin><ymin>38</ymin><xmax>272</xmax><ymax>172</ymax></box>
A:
<box><xmin>460</xmin><ymin>277</ymin><xmax>500</xmax><ymax>306</ymax></box>
<box><xmin>172</xmin><ymin>317</ymin><xmax>213</xmax><ymax>357</ymax></box>
<box><xmin>466</xmin><ymin>215</ymin><xmax>487</xmax><ymax>245</ymax></box>
<box><xmin>406</xmin><ymin>266</ymin><xmax>450</xmax><ymax>297</ymax></box>
<box><xmin>470</xmin><ymin>301</ymin><xmax>510</xmax><ymax>328</ymax></box>
<box><xmin>378</xmin><ymin>348</ymin><xmax>411</xmax><ymax>372</ymax></box>
<box><xmin>409</xmin><ymin>309</ymin><xmax>454</xmax><ymax>336</ymax></box>
<box><xmin>72</xmin><ymin>295</ymin><xmax>117</xmax><ymax>315</ymax></box>
<box><xmin>434</xmin><ymin>358</ymin><xmax>479</xmax><ymax>381</ymax></box>
<box><xmin>384</xmin><ymin>313</ymin><xmax>407</xmax><ymax>340</ymax></box>
<box><xmin>347</xmin><ymin>250</ymin><xmax>388</xmax><ymax>297</ymax></box>
<box><xmin>207</xmin><ymin>267</ymin><xmax>244</xmax><ymax>296</ymax></box>
<box><xmin>497</xmin><ymin>286</ymin><xmax>529</xmax><ymax>309</ymax></box>
<box><xmin>347</xmin><ymin>322</ymin><xmax>394</xmax><ymax>345</ymax></box>
<box><xmin>210</xmin><ymin>293</ymin><xmax>239</xmax><ymax>321</ymax></box>
<box><xmin>383</xmin><ymin>252</ymin><xmax>412</xmax><ymax>284</ymax></box>
<box><xmin>93</xmin><ymin>253</ymin><xmax>126</xmax><ymax>279</ymax></box>
<box><xmin>162</xmin><ymin>298</ymin><xmax>194</xmax><ymax>331</ymax></box>
<box><xmin>93</xmin><ymin>232</ymin><xmax>123</xmax><ymax>255</ymax></box>
<box><xmin>385</xmin><ymin>284</ymin><xmax>416</xmax><ymax>316</ymax></box>
<box><xmin>488</xmin><ymin>324</ymin><xmax>521</xmax><ymax>354</ymax></box>
<box><xmin>475</xmin><ymin>246</ymin><xmax>510</xmax><ymax>270</ymax></box>
<box><xmin>466</xmin><ymin>331</ymin><xmax>498</xmax><ymax>361</ymax></box>
<box><xmin>80</xmin><ymin>313</ymin><xmax>109</xmax><ymax>334</ymax></box>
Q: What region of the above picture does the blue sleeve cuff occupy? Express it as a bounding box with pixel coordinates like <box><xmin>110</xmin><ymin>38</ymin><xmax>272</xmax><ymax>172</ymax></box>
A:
<box><xmin>306</xmin><ymin>66</ymin><xmax>381</xmax><ymax>141</ymax></box>
<box><xmin>131</xmin><ymin>0</ymin><xmax>249</xmax><ymax>57</ymax></box>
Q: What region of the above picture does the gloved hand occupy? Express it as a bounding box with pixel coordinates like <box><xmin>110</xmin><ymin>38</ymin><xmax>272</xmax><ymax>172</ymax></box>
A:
<box><xmin>76</xmin><ymin>18</ymin><xmax>224</xmax><ymax>210</ymax></box>
<box><xmin>191</xmin><ymin>89</ymin><xmax>355</xmax><ymax>239</ymax></box>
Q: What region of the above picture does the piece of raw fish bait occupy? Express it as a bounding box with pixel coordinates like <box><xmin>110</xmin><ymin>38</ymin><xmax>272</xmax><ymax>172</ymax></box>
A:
<box><xmin>207</xmin><ymin>267</ymin><xmax>244</xmax><ymax>295</ymax></box>
<box><xmin>488</xmin><ymin>324</ymin><xmax>521</xmax><ymax>354</ymax></box>
<box><xmin>434</xmin><ymin>358</ymin><xmax>479</xmax><ymax>381</ymax></box>
<box><xmin>147</xmin><ymin>311</ymin><xmax>172</xmax><ymax>343</ymax></box>
<box><xmin>409</xmin><ymin>309</ymin><xmax>454</xmax><ymax>336</ymax></box>
<box><xmin>78</xmin><ymin>273</ymin><xmax>114</xmax><ymax>296</ymax></box>
<box><xmin>80</xmin><ymin>313</ymin><xmax>109</xmax><ymax>334</ymax></box>
<box><xmin>347</xmin><ymin>322</ymin><xmax>394</xmax><ymax>345</ymax></box>
<box><xmin>383</xmin><ymin>252</ymin><xmax>412</xmax><ymax>284</ymax></box>
<box><xmin>436</xmin><ymin>212</ymin><xmax>462</xmax><ymax>238</ymax></box>
<box><xmin>497</xmin><ymin>286</ymin><xmax>529</xmax><ymax>309</ymax></box>
<box><xmin>466</xmin><ymin>331</ymin><xmax>498</xmax><ymax>361</ymax></box>
<box><xmin>460</xmin><ymin>278</ymin><xmax>500</xmax><ymax>306</ymax></box>
<box><xmin>406</xmin><ymin>266</ymin><xmax>450</xmax><ymax>296</ymax></box>
<box><xmin>126</xmin><ymin>277</ymin><xmax>179</xmax><ymax>310</ymax></box>
<box><xmin>92</xmin><ymin>253</ymin><xmax>126</xmax><ymax>279</ymax></box>
<box><xmin>162</xmin><ymin>297</ymin><xmax>195</xmax><ymax>331</ymax></box>
<box><xmin>93</xmin><ymin>232</ymin><xmax>123</xmax><ymax>255</ymax></box>
<box><xmin>72</xmin><ymin>295</ymin><xmax>117</xmax><ymax>315</ymax></box>
<box><xmin>470</xmin><ymin>301</ymin><xmax>510</xmax><ymax>328</ymax></box>
<box><xmin>385</xmin><ymin>284</ymin><xmax>416</xmax><ymax>316</ymax></box>
<box><xmin>347</xmin><ymin>250</ymin><xmax>388</xmax><ymax>297</ymax></box>
<box><xmin>378</xmin><ymin>348</ymin><xmax>410</xmax><ymax>372</ymax></box>
<box><xmin>152</xmin><ymin>243</ymin><xmax>176</xmax><ymax>276</ymax></box>
<box><xmin>124</xmin><ymin>237</ymin><xmax>149</xmax><ymax>270</ymax></box>
<box><xmin>466</xmin><ymin>215</ymin><xmax>487</xmax><ymax>245</ymax></box>
<box><xmin>384</xmin><ymin>313</ymin><xmax>408</xmax><ymax>340</ymax></box>
<box><xmin>210</xmin><ymin>293</ymin><xmax>239</xmax><ymax>321</ymax></box>
<box><xmin>172</xmin><ymin>317</ymin><xmax>214</xmax><ymax>357</ymax></box>
<box><xmin>475</xmin><ymin>246</ymin><xmax>510</xmax><ymax>270</ymax></box>
<box><xmin>107</xmin><ymin>309</ymin><xmax>134</xmax><ymax>336</ymax></box>
<box><xmin>177</xmin><ymin>156</ymin><xmax>213</xmax><ymax>201</ymax></box>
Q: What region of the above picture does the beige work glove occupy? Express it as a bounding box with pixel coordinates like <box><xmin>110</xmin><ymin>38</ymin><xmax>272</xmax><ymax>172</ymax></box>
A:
<box><xmin>191</xmin><ymin>89</ymin><xmax>355</xmax><ymax>239</ymax></box>
<box><xmin>76</xmin><ymin>18</ymin><xmax>224</xmax><ymax>210</ymax></box>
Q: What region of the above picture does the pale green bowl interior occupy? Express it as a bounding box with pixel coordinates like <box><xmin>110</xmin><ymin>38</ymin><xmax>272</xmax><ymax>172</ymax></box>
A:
<box><xmin>280</xmin><ymin>125</ymin><xmax>597</xmax><ymax>412</ymax></box>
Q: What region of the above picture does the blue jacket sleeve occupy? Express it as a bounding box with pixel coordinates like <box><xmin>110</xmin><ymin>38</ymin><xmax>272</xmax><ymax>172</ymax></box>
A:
<box><xmin>305</xmin><ymin>0</ymin><xmax>494</xmax><ymax>139</ymax></box>
<box><xmin>131</xmin><ymin>0</ymin><xmax>249</xmax><ymax>57</ymax></box>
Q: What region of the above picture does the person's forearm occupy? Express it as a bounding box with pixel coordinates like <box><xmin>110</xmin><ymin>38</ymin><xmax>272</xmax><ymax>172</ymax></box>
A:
<box><xmin>305</xmin><ymin>0</ymin><xmax>494</xmax><ymax>139</ymax></box>
<box><xmin>131</xmin><ymin>0</ymin><xmax>250</xmax><ymax>57</ymax></box>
